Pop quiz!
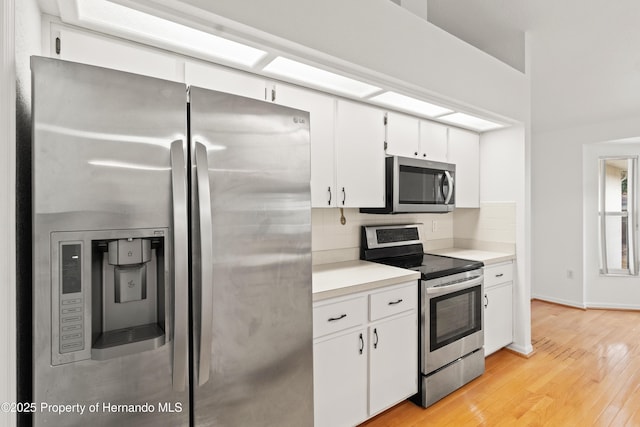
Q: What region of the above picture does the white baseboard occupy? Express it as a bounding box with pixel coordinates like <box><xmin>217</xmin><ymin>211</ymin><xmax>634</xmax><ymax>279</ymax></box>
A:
<box><xmin>531</xmin><ymin>294</ymin><xmax>586</xmax><ymax>309</ymax></box>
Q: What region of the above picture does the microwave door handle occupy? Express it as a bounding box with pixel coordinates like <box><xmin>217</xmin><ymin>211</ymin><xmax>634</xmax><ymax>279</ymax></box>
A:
<box><xmin>443</xmin><ymin>171</ymin><xmax>454</xmax><ymax>204</ymax></box>
<box><xmin>170</xmin><ymin>139</ymin><xmax>188</xmax><ymax>392</ymax></box>
<box><xmin>195</xmin><ymin>141</ymin><xmax>213</xmax><ymax>387</ymax></box>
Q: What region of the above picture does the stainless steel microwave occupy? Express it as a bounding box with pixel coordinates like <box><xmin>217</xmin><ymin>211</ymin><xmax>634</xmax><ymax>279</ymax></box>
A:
<box><xmin>361</xmin><ymin>156</ymin><xmax>455</xmax><ymax>214</ymax></box>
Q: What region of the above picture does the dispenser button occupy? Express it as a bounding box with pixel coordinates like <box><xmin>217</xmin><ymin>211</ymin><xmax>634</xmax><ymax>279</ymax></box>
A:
<box><xmin>108</xmin><ymin>239</ymin><xmax>151</xmax><ymax>265</ymax></box>
<box><xmin>115</xmin><ymin>265</ymin><xmax>147</xmax><ymax>303</ymax></box>
<box><xmin>62</xmin><ymin>332</ymin><xmax>82</xmax><ymax>340</ymax></box>
<box><xmin>61</xmin><ymin>342</ymin><xmax>83</xmax><ymax>352</ymax></box>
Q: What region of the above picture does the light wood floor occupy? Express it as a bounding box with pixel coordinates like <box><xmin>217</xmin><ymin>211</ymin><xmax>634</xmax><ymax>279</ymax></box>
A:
<box><xmin>360</xmin><ymin>300</ymin><xmax>640</xmax><ymax>426</ymax></box>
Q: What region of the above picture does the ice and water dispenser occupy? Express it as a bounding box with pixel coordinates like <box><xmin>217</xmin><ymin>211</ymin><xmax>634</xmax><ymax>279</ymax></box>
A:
<box><xmin>51</xmin><ymin>229</ymin><xmax>169</xmax><ymax>365</ymax></box>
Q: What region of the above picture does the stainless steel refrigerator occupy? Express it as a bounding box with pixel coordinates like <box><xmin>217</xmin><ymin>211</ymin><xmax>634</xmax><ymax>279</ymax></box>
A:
<box><xmin>30</xmin><ymin>56</ymin><xmax>313</xmax><ymax>426</ymax></box>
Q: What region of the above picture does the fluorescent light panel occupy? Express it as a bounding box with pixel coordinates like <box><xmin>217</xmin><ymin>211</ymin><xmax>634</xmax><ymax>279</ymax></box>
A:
<box><xmin>263</xmin><ymin>57</ymin><xmax>381</xmax><ymax>98</ymax></box>
<box><xmin>76</xmin><ymin>0</ymin><xmax>268</xmax><ymax>67</ymax></box>
<box><xmin>437</xmin><ymin>112</ymin><xmax>504</xmax><ymax>132</ymax></box>
<box><xmin>369</xmin><ymin>91</ymin><xmax>453</xmax><ymax>118</ymax></box>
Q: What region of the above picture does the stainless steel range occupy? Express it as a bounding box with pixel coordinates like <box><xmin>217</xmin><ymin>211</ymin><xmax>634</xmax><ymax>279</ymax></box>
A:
<box><xmin>361</xmin><ymin>224</ymin><xmax>485</xmax><ymax>407</ymax></box>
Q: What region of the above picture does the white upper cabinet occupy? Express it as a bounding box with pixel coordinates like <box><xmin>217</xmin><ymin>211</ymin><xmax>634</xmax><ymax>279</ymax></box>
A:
<box><xmin>420</xmin><ymin>120</ymin><xmax>449</xmax><ymax>163</ymax></box>
<box><xmin>269</xmin><ymin>83</ymin><xmax>337</xmax><ymax>208</ymax></box>
<box><xmin>384</xmin><ymin>112</ymin><xmax>420</xmax><ymax>158</ymax></box>
<box><xmin>335</xmin><ymin>100</ymin><xmax>386</xmax><ymax>208</ymax></box>
<box><xmin>385</xmin><ymin>114</ymin><xmax>449</xmax><ymax>164</ymax></box>
<box><xmin>448</xmin><ymin>127</ymin><xmax>480</xmax><ymax>208</ymax></box>
<box><xmin>52</xmin><ymin>24</ymin><xmax>182</xmax><ymax>82</ymax></box>
<box><xmin>184</xmin><ymin>61</ymin><xmax>266</xmax><ymax>100</ymax></box>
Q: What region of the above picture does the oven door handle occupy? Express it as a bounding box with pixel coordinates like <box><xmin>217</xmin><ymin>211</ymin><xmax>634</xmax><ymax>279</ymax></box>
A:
<box><xmin>426</xmin><ymin>275</ymin><xmax>483</xmax><ymax>295</ymax></box>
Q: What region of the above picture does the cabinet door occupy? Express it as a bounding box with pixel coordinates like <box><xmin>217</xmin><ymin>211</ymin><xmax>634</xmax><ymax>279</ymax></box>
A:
<box><xmin>484</xmin><ymin>283</ymin><xmax>513</xmax><ymax>356</ymax></box>
<box><xmin>419</xmin><ymin>120</ymin><xmax>448</xmax><ymax>162</ymax></box>
<box><xmin>369</xmin><ymin>313</ymin><xmax>418</xmax><ymax>416</ymax></box>
<box><xmin>271</xmin><ymin>83</ymin><xmax>337</xmax><ymax>207</ymax></box>
<box><xmin>448</xmin><ymin>127</ymin><xmax>480</xmax><ymax>208</ymax></box>
<box><xmin>53</xmin><ymin>24</ymin><xmax>182</xmax><ymax>82</ymax></box>
<box><xmin>335</xmin><ymin>100</ymin><xmax>386</xmax><ymax>208</ymax></box>
<box><xmin>385</xmin><ymin>112</ymin><xmax>420</xmax><ymax>158</ymax></box>
<box><xmin>184</xmin><ymin>61</ymin><xmax>266</xmax><ymax>100</ymax></box>
<box><xmin>314</xmin><ymin>331</ymin><xmax>368</xmax><ymax>427</ymax></box>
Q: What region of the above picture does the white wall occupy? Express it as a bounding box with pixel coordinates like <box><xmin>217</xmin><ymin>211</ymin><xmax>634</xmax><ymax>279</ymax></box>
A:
<box><xmin>478</xmin><ymin>124</ymin><xmax>531</xmax><ymax>354</ymax></box>
<box><xmin>1</xmin><ymin>0</ymin><xmax>16</xmax><ymax>426</ymax></box>
<box><xmin>533</xmin><ymin>117</ymin><xmax>640</xmax><ymax>308</ymax></box>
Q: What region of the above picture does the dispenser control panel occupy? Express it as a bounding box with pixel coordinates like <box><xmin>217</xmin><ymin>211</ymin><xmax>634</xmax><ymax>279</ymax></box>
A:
<box><xmin>58</xmin><ymin>242</ymin><xmax>85</xmax><ymax>353</ymax></box>
<box><xmin>59</xmin><ymin>242</ymin><xmax>85</xmax><ymax>354</ymax></box>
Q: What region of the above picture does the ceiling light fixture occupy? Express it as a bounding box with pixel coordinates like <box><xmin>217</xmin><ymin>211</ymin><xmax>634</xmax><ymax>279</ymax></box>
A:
<box><xmin>59</xmin><ymin>0</ymin><xmax>268</xmax><ymax>67</ymax></box>
<box><xmin>262</xmin><ymin>57</ymin><xmax>381</xmax><ymax>98</ymax></box>
<box><xmin>436</xmin><ymin>112</ymin><xmax>505</xmax><ymax>132</ymax></box>
<box><xmin>368</xmin><ymin>91</ymin><xmax>453</xmax><ymax>118</ymax></box>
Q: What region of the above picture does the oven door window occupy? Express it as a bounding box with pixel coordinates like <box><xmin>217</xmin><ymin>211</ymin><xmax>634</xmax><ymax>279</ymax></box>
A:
<box><xmin>429</xmin><ymin>285</ymin><xmax>482</xmax><ymax>352</ymax></box>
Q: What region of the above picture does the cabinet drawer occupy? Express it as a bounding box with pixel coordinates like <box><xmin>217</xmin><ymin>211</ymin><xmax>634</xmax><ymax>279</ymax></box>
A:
<box><xmin>484</xmin><ymin>262</ymin><xmax>513</xmax><ymax>288</ymax></box>
<box><xmin>369</xmin><ymin>283</ymin><xmax>417</xmax><ymax>321</ymax></box>
<box><xmin>314</xmin><ymin>296</ymin><xmax>367</xmax><ymax>338</ymax></box>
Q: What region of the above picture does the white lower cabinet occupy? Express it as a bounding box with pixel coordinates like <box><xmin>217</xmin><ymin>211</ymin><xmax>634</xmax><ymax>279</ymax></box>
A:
<box><xmin>314</xmin><ymin>329</ymin><xmax>368</xmax><ymax>427</ymax></box>
<box><xmin>483</xmin><ymin>261</ymin><xmax>514</xmax><ymax>356</ymax></box>
<box><xmin>369</xmin><ymin>313</ymin><xmax>417</xmax><ymax>415</ymax></box>
<box><xmin>313</xmin><ymin>281</ymin><xmax>418</xmax><ymax>427</ymax></box>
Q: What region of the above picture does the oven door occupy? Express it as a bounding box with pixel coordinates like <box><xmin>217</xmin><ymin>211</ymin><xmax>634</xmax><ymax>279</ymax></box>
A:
<box><xmin>422</xmin><ymin>273</ymin><xmax>483</xmax><ymax>375</ymax></box>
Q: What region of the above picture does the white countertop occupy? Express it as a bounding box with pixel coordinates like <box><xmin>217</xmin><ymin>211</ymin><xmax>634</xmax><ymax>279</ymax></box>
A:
<box><xmin>426</xmin><ymin>248</ymin><xmax>515</xmax><ymax>265</ymax></box>
<box><xmin>312</xmin><ymin>260</ymin><xmax>420</xmax><ymax>301</ymax></box>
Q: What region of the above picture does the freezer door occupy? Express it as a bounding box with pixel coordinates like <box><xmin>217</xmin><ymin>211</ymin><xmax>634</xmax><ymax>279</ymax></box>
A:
<box><xmin>31</xmin><ymin>57</ymin><xmax>189</xmax><ymax>426</ymax></box>
<box><xmin>189</xmin><ymin>87</ymin><xmax>313</xmax><ymax>426</ymax></box>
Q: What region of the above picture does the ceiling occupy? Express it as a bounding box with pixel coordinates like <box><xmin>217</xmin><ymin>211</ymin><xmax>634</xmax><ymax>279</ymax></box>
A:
<box><xmin>38</xmin><ymin>0</ymin><xmax>640</xmax><ymax>133</ymax></box>
<box><xmin>425</xmin><ymin>0</ymin><xmax>640</xmax><ymax>133</ymax></box>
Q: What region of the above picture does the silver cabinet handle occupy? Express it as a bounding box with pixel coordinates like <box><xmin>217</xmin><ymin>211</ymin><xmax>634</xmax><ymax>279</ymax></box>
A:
<box><xmin>195</xmin><ymin>141</ymin><xmax>214</xmax><ymax>387</ymax></box>
<box><xmin>484</xmin><ymin>294</ymin><xmax>489</xmax><ymax>308</ymax></box>
<box><xmin>170</xmin><ymin>140</ymin><xmax>188</xmax><ymax>392</ymax></box>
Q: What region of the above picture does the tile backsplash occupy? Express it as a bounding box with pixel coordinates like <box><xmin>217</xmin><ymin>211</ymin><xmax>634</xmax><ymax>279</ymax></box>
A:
<box><xmin>311</xmin><ymin>202</ymin><xmax>516</xmax><ymax>265</ymax></box>
<box><xmin>311</xmin><ymin>208</ymin><xmax>454</xmax><ymax>265</ymax></box>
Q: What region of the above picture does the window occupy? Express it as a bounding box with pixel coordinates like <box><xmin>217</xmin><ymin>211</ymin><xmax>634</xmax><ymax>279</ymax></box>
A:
<box><xmin>599</xmin><ymin>157</ymin><xmax>637</xmax><ymax>275</ymax></box>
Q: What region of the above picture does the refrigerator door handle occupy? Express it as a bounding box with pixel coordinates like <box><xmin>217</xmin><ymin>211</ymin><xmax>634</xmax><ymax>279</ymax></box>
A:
<box><xmin>170</xmin><ymin>139</ymin><xmax>189</xmax><ymax>392</ymax></box>
<box><xmin>195</xmin><ymin>141</ymin><xmax>213</xmax><ymax>386</ymax></box>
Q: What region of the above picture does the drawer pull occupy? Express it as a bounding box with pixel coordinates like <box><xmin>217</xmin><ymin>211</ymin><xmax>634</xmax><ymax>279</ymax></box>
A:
<box><xmin>328</xmin><ymin>314</ymin><xmax>347</xmax><ymax>322</ymax></box>
<box><xmin>359</xmin><ymin>333</ymin><xmax>364</xmax><ymax>355</ymax></box>
<box><xmin>388</xmin><ymin>299</ymin><xmax>403</xmax><ymax>306</ymax></box>
<box><xmin>496</xmin><ymin>273</ymin><xmax>504</xmax><ymax>278</ymax></box>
